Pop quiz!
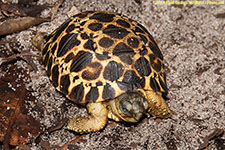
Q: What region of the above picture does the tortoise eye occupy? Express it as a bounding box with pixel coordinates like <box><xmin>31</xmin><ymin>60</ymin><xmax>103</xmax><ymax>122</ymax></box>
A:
<box><xmin>119</xmin><ymin>101</ymin><xmax>132</xmax><ymax>115</ymax></box>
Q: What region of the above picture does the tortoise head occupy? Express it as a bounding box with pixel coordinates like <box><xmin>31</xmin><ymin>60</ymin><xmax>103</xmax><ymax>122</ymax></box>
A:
<box><xmin>32</xmin><ymin>32</ymin><xmax>49</xmax><ymax>51</ymax></box>
<box><xmin>109</xmin><ymin>92</ymin><xmax>149</xmax><ymax>123</ymax></box>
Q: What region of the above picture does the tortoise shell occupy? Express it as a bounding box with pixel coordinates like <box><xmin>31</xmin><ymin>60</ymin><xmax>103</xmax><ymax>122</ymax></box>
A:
<box><xmin>41</xmin><ymin>11</ymin><xmax>167</xmax><ymax>104</ymax></box>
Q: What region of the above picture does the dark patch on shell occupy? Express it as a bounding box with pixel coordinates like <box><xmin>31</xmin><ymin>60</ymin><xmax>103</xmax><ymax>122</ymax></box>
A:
<box><xmin>85</xmin><ymin>87</ymin><xmax>99</xmax><ymax>102</ymax></box>
<box><xmin>60</xmin><ymin>74</ymin><xmax>70</xmax><ymax>95</ymax></box>
<box><xmin>138</xmin><ymin>34</ymin><xmax>148</xmax><ymax>45</ymax></box>
<box><xmin>70</xmin><ymin>51</ymin><xmax>93</xmax><ymax>72</ymax></box>
<box><xmin>65</xmin><ymin>52</ymin><xmax>75</xmax><ymax>63</ymax></box>
<box><xmin>69</xmin><ymin>84</ymin><xmax>85</xmax><ymax>103</ymax></box>
<box><xmin>149</xmin><ymin>42</ymin><xmax>163</xmax><ymax>60</ymax></box>
<box><xmin>127</xmin><ymin>37</ymin><xmax>139</xmax><ymax>48</ymax></box>
<box><xmin>99</xmin><ymin>37</ymin><xmax>114</xmax><ymax>48</ymax></box>
<box><xmin>95</xmin><ymin>52</ymin><xmax>110</xmax><ymax>60</ymax></box>
<box><xmin>134</xmin><ymin>26</ymin><xmax>145</xmax><ymax>34</ymax></box>
<box><xmin>47</xmin><ymin>56</ymin><xmax>53</xmax><ymax>76</ymax></box>
<box><xmin>113</xmin><ymin>42</ymin><xmax>135</xmax><ymax>65</ymax></box>
<box><xmin>57</xmin><ymin>33</ymin><xmax>79</xmax><ymax>57</ymax></box>
<box><xmin>139</xmin><ymin>46</ymin><xmax>148</xmax><ymax>56</ymax></box>
<box><xmin>103</xmin><ymin>25</ymin><xmax>130</xmax><ymax>39</ymax></box>
<box><xmin>102</xmin><ymin>83</ymin><xmax>115</xmax><ymax>100</ymax></box>
<box><xmin>42</xmin><ymin>43</ymin><xmax>50</xmax><ymax>56</ymax></box>
<box><xmin>134</xmin><ymin>57</ymin><xmax>151</xmax><ymax>76</ymax></box>
<box><xmin>80</xmin><ymin>33</ymin><xmax>89</xmax><ymax>39</ymax></box>
<box><xmin>83</xmin><ymin>39</ymin><xmax>96</xmax><ymax>51</ymax></box>
<box><xmin>122</xmin><ymin>70</ymin><xmax>144</xmax><ymax>88</ymax></box>
<box><xmin>96</xmin><ymin>81</ymin><xmax>103</xmax><ymax>86</ymax></box>
<box><xmin>117</xmin><ymin>81</ymin><xmax>132</xmax><ymax>91</ymax></box>
<box><xmin>66</xmin><ymin>24</ymin><xmax>75</xmax><ymax>33</ymax></box>
<box><xmin>149</xmin><ymin>54</ymin><xmax>161</xmax><ymax>72</ymax></box>
<box><xmin>52</xmin><ymin>65</ymin><xmax>59</xmax><ymax>87</ymax></box>
<box><xmin>158</xmin><ymin>76</ymin><xmax>167</xmax><ymax>91</ymax></box>
<box><xmin>43</xmin><ymin>50</ymin><xmax>50</xmax><ymax>67</ymax></box>
<box><xmin>88</xmin><ymin>23</ymin><xmax>103</xmax><ymax>31</ymax></box>
<box><xmin>51</xmin><ymin>43</ymin><xmax>57</xmax><ymax>55</ymax></box>
<box><xmin>90</xmin><ymin>12</ymin><xmax>115</xmax><ymax>22</ymax></box>
<box><xmin>116</xmin><ymin>19</ymin><xmax>130</xmax><ymax>28</ymax></box>
<box><xmin>150</xmin><ymin>77</ymin><xmax>160</xmax><ymax>92</ymax></box>
<box><xmin>52</xmin><ymin>18</ymin><xmax>72</xmax><ymax>43</ymax></box>
<box><xmin>73</xmin><ymin>12</ymin><xmax>89</xmax><ymax>19</ymax></box>
<box><xmin>103</xmin><ymin>61</ymin><xmax>124</xmax><ymax>82</ymax></box>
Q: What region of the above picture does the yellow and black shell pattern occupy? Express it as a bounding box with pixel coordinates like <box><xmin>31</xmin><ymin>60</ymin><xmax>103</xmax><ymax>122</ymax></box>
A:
<box><xmin>41</xmin><ymin>11</ymin><xmax>168</xmax><ymax>104</ymax></box>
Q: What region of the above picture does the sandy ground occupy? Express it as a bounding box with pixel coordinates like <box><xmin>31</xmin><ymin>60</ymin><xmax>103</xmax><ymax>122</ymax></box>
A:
<box><xmin>1</xmin><ymin>0</ymin><xmax>225</xmax><ymax>149</ymax></box>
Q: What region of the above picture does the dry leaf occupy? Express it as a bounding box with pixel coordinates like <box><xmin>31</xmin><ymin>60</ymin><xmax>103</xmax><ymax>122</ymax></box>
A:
<box><xmin>60</xmin><ymin>135</ymin><xmax>86</xmax><ymax>150</ymax></box>
<box><xmin>0</xmin><ymin>64</ymin><xmax>43</xmax><ymax>147</ymax></box>
<box><xmin>53</xmin><ymin>0</ymin><xmax>65</xmax><ymax>15</ymax></box>
<box><xmin>198</xmin><ymin>128</ymin><xmax>224</xmax><ymax>150</ymax></box>
<box><xmin>215</xmin><ymin>12</ymin><xmax>225</xmax><ymax>18</ymax></box>
<box><xmin>0</xmin><ymin>17</ymin><xmax>50</xmax><ymax>36</ymax></box>
<box><xmin>0</xmin><ymin>1</ymin><xmax>48</xmax><ymax>17</ymax></box>
<box><xmin>0</xmin><ymin>2</ymin><xmax>27</xmax><ymax>17</ymax></box>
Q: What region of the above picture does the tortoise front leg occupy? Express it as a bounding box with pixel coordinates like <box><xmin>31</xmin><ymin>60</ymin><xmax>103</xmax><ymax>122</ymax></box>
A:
<box><xmin>67</xmin><ymin>102</ymin><xmax>108</xmax><ymax>133</ymax></box>
<box><xmin>145</xmin><ymin>91</ymin><xmax>172</xmax><ymax>118</ymax></box>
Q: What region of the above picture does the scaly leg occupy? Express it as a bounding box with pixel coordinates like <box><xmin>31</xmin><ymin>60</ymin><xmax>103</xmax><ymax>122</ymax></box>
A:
<box><xmin>144</xmin><ymin>91</ymin><xmax>172</xmax><ymax>118</ymax></box>
<box><xmin>67</xmin><ymin>102</ymin><xmax>108</xmax><ymax>133</ymax></box>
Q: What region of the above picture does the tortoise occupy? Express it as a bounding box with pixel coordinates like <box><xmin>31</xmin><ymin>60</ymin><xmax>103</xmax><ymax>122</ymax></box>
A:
<box><xmin>32</xmin><ymin>11</ymin><xmax>172</xmax><ymax>133</ymax></box>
